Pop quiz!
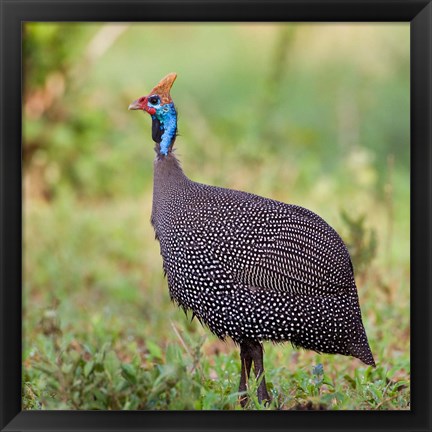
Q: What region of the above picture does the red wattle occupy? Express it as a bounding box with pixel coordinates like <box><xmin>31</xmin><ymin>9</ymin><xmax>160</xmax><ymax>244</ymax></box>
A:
<box><xmin>145</xmin><ymin>106</ymin><xmax>157</xmax><ymax>115</ymax></box>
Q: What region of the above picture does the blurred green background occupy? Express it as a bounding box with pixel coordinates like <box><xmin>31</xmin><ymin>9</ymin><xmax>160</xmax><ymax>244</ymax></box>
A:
<box><xmin>23</xmin><ymin>23</ymin><xmax>410</xmax><ymax>410</ymax></box>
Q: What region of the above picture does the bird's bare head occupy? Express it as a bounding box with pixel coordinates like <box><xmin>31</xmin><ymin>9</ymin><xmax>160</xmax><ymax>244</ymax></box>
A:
<box><xmin>128</xmin><ymin>73</ymin><xmax>177</xmax><ymax>114</ymax></box>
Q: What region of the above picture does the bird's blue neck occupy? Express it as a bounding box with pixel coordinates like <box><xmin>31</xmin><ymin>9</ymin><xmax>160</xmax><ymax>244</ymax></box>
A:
<box><xmin>151</xmin><ymin>103</ymin><xmax>177</xmax><ymax>156</ymax></box>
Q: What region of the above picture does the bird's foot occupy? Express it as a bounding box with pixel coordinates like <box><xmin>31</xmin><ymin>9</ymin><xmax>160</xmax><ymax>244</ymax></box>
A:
<box><xmin>257</xmin><ymin>384</ymin><xmax>272</xmax><ymax>406</ymax></box>
<box><xmin>238</xmin><ymin>387</ymin><xmax>272</xmax><ymax>408</ymax></box>
<box><xmin>239</xmin><ymin>393</ymin><xmax>249</xmax><ymax>408</ymax></box>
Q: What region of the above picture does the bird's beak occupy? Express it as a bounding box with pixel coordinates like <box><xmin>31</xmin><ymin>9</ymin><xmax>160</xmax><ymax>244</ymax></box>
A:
<box><xmin>128</xmin><ymin>99</ymin><xmax>142</xmax><ymax>110</ymax></box>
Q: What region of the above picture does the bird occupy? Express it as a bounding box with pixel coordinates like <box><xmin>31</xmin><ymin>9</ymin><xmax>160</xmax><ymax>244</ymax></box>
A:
<box><xmin>128</xmin><ymin>72</ymin><xmax>375</xmax><ymax>407</ymax></box>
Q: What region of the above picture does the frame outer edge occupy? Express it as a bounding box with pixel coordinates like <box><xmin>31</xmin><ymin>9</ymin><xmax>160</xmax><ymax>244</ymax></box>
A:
<box><xmin>0</xmin><ymin>0</ymin><xmax>430</xmax><ymax>431</ymax></box>
<box><xmin>0</xmin><ymin>0</ymin><xmax>23</xmax><ymax>430</ymax></box>
<box><xmin>411</xmin><ymin>1</ymin><xmax>432</xmax><ymax>429</ymax></box>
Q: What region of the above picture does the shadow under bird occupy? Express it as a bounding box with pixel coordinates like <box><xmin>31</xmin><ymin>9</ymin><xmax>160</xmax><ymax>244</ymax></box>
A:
<box><xmin>129</xmin><ymin>73</ymin><xmax>375</xmax><ymax>406</ymax></box>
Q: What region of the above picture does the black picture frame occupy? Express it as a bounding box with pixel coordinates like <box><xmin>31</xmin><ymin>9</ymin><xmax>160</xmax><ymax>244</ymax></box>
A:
<box><xmin>1</xmin><ymin>1</ymin><xmax>431</xmax><ymax>431</ymax></box>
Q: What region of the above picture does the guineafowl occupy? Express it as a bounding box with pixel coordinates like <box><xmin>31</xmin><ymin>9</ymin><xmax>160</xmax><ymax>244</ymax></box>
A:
<box><xmin>129</xmin><ymin>73</ymin><xmax>375</xmax><ymax>406</ymax></box>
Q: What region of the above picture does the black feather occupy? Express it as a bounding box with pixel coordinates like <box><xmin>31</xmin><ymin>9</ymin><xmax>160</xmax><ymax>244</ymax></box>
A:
<box><xmin>152</xmin><ymin>117</ymin><xmax>163</xmax><ymax>144</ymax></box>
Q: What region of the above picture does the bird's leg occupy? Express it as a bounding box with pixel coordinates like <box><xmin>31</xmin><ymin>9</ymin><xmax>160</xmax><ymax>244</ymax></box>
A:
<box><xmin>238</xmin><ymin>342</ymin><xmax>253</xmax><ymax>407</ymax></box>
<box><xmin>250</xmin><ymin>342</ymin><xmax>271</xmax><ymax>405</ymax></box>
<box><xmin>238</xmin><ymin>341</ymin><xmax>271</xmax><ymax>407</ymax></box>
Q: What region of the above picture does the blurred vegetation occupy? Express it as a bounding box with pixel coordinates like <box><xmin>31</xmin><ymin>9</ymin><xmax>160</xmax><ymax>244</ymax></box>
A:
<box><xmin>23</xmin><ymin>23</ymin><xmax>410</xmax><ymax>410</ymax></box>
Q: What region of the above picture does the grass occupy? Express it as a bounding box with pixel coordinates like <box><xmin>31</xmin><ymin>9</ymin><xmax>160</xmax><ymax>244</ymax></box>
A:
<box><xmin>23</xmin><ymin>190</ymin><xmax>410</xmax><ymax>410</ymax></box>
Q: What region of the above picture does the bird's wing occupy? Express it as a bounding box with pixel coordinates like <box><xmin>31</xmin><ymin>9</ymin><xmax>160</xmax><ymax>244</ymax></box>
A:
<box><xmin>215</xmin><ymin>202</ymin><xmax>356</xmax><ymax>296</ymax></box>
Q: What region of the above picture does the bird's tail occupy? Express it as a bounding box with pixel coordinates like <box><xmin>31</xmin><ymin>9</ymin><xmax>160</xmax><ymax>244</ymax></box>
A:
<box><xmin>348</xmin><ymin>320</ymin><xmax>376</xmax><ymax>367</ymax></box>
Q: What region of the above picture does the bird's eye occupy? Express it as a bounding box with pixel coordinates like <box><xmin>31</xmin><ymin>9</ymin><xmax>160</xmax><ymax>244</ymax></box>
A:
<box><xmin>149</xmin><ymin>96</ymin><xmax>159</xmax><ymax>105</ymax></box>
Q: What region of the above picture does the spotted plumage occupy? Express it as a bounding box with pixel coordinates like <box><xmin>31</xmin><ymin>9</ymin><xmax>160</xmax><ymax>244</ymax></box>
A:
<box><xmin>129</xmin><ymin>73</ymin><xmax>375</xmax><ymax>406</ymax></box>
